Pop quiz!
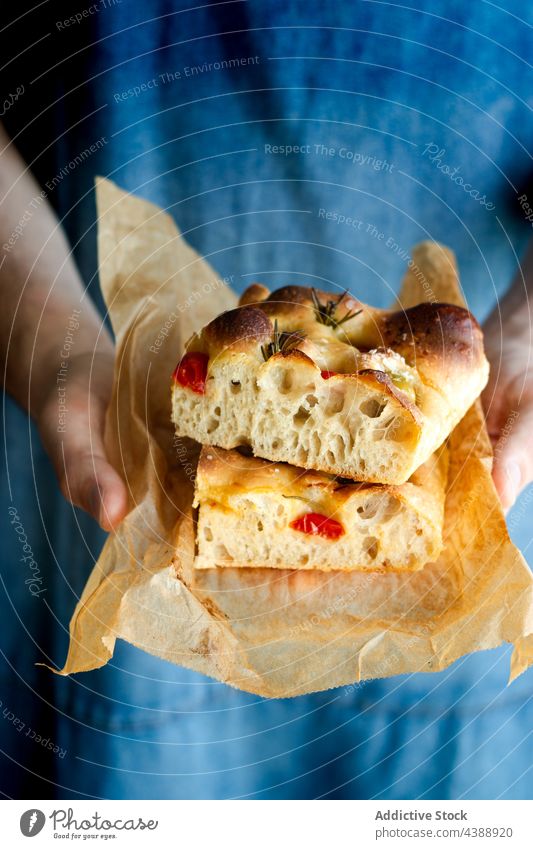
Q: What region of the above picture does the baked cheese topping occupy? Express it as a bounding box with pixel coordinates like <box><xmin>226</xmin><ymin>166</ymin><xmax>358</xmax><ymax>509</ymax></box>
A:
<box><xmin>359</xmin><ymin>348</ymin><xmax>417</xmax><ymax>400</ymax></box>
<box><xmin>270</xmin><ymin>328</ymin><xmax>419</xmax><ymax>401</ymax></box>
<box><xmin>194</xmin><ymin>453</ymin><xmax>379</xmax><ymax>517</ymax></box>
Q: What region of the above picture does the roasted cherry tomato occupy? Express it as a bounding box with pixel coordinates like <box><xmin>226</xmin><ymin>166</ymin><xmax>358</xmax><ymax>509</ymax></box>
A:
<box><xmin>321</xmin><ymin>370</ymin><xmax>338</xmax><ymax>380</ymax></box>
<box><xmin>173</xmin><ymin>352</ymin><xmax>209</xmax><ymax>394</ymax></box>
<box><xmin>290</xmin><ymin>512</ymin><xmax>344</xmax><ymax>540</ymax></box>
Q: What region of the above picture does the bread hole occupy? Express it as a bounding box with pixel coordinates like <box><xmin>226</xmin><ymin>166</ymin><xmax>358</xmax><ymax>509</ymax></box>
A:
<box><xmin>416</xmin><ymin>528</ymin><xmax>423</xmax><ymax>536</ymax></box>
<box><xmin>214</xmin><ymin>406</ymin><xmax>221</xmax><ymax>416</ymax></box>
<box><xmin>310</xmin><ymin>431</ymin><xmax>322</xmax><ymax>455</ymax></box>
<box><xmin>363</xmin><ymin>536</ymin><xmax>379</xmax><ymax>559</ymax></box>
<box><xmin>386</xmin><ymin>417</ymin><xmax>415</xmax><ymax>443</ymax></box>
<box><xmin>273</xmin><ymin>367</ymin><xmax>294</xmax><ymax>394</ymax></box>
<box><xmin>272</xmin><ymin>438</ymin><xmax>281</xmax><ymax>450</ymax></box>
<box><xmin>206</xmin><ymin>418</ymin><xmax>220</xmax><ymax>434</ymax></box>
<box><xmin>299</xmin><ymin>553</ymin><xmax>310</xmax><ymax>565</ymax></box>
<box><xmin>372</xmin><ymin>416</ymin><xmax>395</xmax><ymax>438</ymax></box>
<box><xmin>325</xmin><ymin>392</ymin><xmax>344</xmax><ymax>414</ymax></box>
<box><xmin>294</xmin><ymin>406</ymin><xmax>311</xmax><ymax>425</ymax></box>
<box><xmin>215</xmin><ymin>544</ymin><xmax>232</xmax><ymax>562</ymax></box>
<box><xmin>257</xmin><ymin>520</ymin><xmax>264</xmax><ymax>531</ymax></box>
<box><xmin>236</xmin><ymin>444</ymin><xmax>253</xmax><ymax>457</ymax></box>
<box><xmin>360</xmin><ymin>398</ymin><xmax>386</xmax><ymax>418</ymax></box>
<box><xmin>326</xmin><ymin>449</ymin><xmax>336</xmax><ymax>466</ymax></box>
<box><xmin>332</xmin><ymin>433</ymin><xmax>346</xmax><ymax>461</ymax></box>
<box><xmin>203</xmin><ymin>526</ymin><xmax>213</xmax><ymax>542</ymax></box>
<box><xmin>240</xmin><ymin>498</ymin><xmax>256</xmax><ymax>512</ymax></box>
<box><xmin>305</xmin><ymin>394</ymin><xmax>318</xmax><ymax>408</ymax></box>
<box><xmin>356</xmin><ymin>499</ymin><xmax>379</xmax><ymax>520</ymax></box>
<box><xmin>230</xmin><ymin>381</ymin><xmax>241</xmax><ymax>394</ymax></box>
<box><xmin>381</xmin><ymin>497</ymin><xmax>402</xmax><ymax>521</ymax></box>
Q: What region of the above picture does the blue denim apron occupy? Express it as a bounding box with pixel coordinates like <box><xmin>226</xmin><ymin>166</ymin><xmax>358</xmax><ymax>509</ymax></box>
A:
<box><xmin>1</xmin><ymin>0</ymin><xmax>532</xmax><ymax>798</ymax></box>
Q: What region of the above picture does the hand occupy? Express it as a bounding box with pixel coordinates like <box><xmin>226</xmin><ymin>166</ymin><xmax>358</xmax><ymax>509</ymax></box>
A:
<box><xmin>483</xmin><ymin>298</ymin><xmax>533</xmax><ymax>511</ymax></box>
<box><xmin>0</xmin><ymin>124</ymin><xmax>128</xmax><ymax>531</ymax></box>
<box><xmin>36</xmin><ymin>349</ymin><xmax>128</xmax><ymax>531</ymax></box>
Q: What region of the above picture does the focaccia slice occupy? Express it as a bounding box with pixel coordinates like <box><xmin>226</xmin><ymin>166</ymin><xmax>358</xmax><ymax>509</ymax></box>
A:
<box><xmin>193</xmin><ymin>446</ymin><xmax>448</xmax><ymax>572</ymax></box>
<box><xmin>172</xmin><ymin>243</ymin><xmax>488</xmax><ymax>484</ymax></box>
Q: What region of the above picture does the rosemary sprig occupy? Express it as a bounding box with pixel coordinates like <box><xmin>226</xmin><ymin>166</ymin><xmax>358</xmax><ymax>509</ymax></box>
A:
<box><xmin>261</xmin><ymin>320</ymin><xmax>306</xmax><ymax>361</ymax></box>
<box><xmin>311</xmin><ymin>288</ymin><xmax>362</xmax><ymax>329</ymax></box>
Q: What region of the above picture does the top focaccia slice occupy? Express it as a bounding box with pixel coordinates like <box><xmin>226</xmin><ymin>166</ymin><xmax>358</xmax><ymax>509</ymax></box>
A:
<box><xmin>171</xmin><ymin>249</ymin><xmax>488</xmax><ymax>484</ymax></box>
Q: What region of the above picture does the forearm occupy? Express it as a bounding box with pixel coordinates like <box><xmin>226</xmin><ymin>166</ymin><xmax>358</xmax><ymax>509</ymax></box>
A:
<box><xmin>0</xmin><ymin>124</ymin><xmax>112</xmax><ymax>417</ymax></box>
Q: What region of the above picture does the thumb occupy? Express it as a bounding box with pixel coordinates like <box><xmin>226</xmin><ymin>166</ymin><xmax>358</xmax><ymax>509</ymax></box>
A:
<box><xmin>492</xmin><ymin>407</ymin><xmax>533</xmax><ymax>511</ymax></box>
<box><xmin>59</xmin><ymin>447</ymin><xmax>129</xmax><ymax>532</ymax></box>
<box><xmin>37</xmin><ymin>378</ymin><xmax>129</xmax><ymax>531</ymax></box>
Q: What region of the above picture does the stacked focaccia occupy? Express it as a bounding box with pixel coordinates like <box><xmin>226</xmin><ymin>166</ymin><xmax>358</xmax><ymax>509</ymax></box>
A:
<box><xmin>171</xmin><ymin>243</ymin><xmax>489</xmax><ymax>573</ymax></box>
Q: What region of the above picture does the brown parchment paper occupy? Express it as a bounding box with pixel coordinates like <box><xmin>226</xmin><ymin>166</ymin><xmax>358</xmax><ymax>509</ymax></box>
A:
<box><xmin>58</xmin><ymin>177</ymin><xmax>533</xmax><ymax>696</ymax></box>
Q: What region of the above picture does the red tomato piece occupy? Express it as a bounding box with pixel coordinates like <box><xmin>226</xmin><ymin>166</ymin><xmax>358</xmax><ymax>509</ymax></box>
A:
<box><xmin>321</xmin><ymin>370</ymin><xmax>338</xmax><ymax>379</ymax></box>
<box><xmin>173</xmin><ymin>352</ymin><xmax>209</xmax><ymax>394</ymax></box>
<box><xmin>290</xmin><ymin>512</ymin><xmax>344</xmax><ymax>540</ymax></box>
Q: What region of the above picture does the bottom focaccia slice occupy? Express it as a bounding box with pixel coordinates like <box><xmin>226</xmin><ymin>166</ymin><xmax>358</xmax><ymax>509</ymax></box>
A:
<box><xmin>193</xmin><ymin>446</ymin><xmax>448</xmax><ymax>572</ymax></box>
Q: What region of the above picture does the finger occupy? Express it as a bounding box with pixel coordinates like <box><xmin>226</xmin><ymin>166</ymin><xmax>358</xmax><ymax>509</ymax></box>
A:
<box><xmin>64</xmin><ymin>451</ymin><xmax>129</xmax><ymax>532</ymax></box>
<box><xmin>492</xmin><ymin>408</ymin><xmax>533</xmax><ymax>510</ymax></box>
<box><xmin>93</xmin><ymin>463</ymin><xmax>129</xmax><ymax>531</ymax></box>
<box><xmin>39</xmin><ymin>396</ymin><xmax>129</xmax><ymax>531</ymax></box>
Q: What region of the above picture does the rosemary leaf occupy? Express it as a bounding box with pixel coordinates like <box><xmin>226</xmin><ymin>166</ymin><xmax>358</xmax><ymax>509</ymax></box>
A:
<box><xmin>311</xmin><ymin>288</ymin><xmax>362</xmax><ymax>329</ymax></box>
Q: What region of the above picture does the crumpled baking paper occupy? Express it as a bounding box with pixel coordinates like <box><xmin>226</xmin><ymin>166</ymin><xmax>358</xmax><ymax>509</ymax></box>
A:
<box><xmin>56</xmin><ymin>178</ymin><xmax>533</xmax><ymax>697</ymax></box>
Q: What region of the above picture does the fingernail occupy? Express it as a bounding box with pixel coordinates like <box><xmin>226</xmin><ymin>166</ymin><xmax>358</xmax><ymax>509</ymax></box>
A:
<box><xmin>505</xmin><ymin>461</ymin><xmax>521</xmax><ymax>499</ymax></box>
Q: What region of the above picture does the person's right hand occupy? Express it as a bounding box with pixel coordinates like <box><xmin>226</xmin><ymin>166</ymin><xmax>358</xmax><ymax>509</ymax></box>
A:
<box><xmin>482</xmin><ymin>277</ymin><xmax>533</xmax><ymax>511</ymax></box>
<box><xmin>36</xmin><ymin>349</ymin><xmax>129</xmax><ymax>531</ymax></box>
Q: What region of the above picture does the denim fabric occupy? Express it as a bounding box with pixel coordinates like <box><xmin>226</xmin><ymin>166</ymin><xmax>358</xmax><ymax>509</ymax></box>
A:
<box><xmin>1</xmin><ymin>0</ymin><xmax>532</xmax><ymax>799</ymax></box>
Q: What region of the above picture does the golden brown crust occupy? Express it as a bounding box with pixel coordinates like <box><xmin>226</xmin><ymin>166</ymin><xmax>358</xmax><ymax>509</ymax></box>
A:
<box><xmin>202</xmin><ymin>305</ymin><xmax>272</xmax><ymax>353</ymax></box>
<box><xmin>267</xmin><ymin>348</ymin><xmax>319</xmax><ymax>368</ymax></box>
<box><xmin>259</xmin><ymin>285</ymin><xmax>362</xmax><ymax>323</ymax></box>
<box><xmin>381</xmin><ymin>302</ymin><xmax>485</xmax><ymax>379</ymax></box>
<box><xmin>263</xmin><ymin>285</ymin><xmax>315</xmax><ymax>310</ymax></box>
<box><xmin>238</xmin><ymin>283</ymin><xmax>270</xmax><ymax>306</ymax></box>
<box><xmin>204</xmin><ymin>284</ymin><xmax>484</xmax><ymax>383</ymax></box>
